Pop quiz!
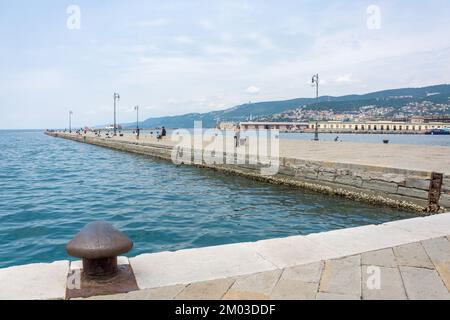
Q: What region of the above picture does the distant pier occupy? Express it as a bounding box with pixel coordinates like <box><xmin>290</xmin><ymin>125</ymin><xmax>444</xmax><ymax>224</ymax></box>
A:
<box><xmin>45</xmin><ymin>131</ymin><xmax>450</xmax><ymax>212</ymax></box>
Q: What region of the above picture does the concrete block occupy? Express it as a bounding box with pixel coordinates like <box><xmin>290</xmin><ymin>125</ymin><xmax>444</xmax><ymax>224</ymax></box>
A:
<box><xmin>361</xmin><ymin>248</ymin><xmax>397</xmax><ymax>268</ymax></box>
<box><xmin>317</xmin><ymin>171</ymin><xmax>336</xmax><ymax>182</ymax></box>
<box><xmin>397</xmin><ymin>186</ymin><xmax>429</xmax><ymax>199</ymax></box>
<box><xmin>130</xmin><ymin>242</ymin><xmax>277</xmax><ymax>289</ymax></box>
<box><xmin>276</xmin><ymin>166</ymin><xmax>295</xmax><ymax>177</ymax></box>
<box><xmin>253</xmin><ymin>236</ymin><xmax>340</xmax><ymax>268</ymax></box>
<box><xmin>334</xmin><ymin>174</ymin><xmax>363</xmax><ymax>187</ymax></box>
<box><xmin>405</xmin><ymin>177</ymin><xmax>431</xmax><ymax>190</ymax></box>
<box><xmin>223</xmin><ymin>270</ymin><xmax>282</xmax><ymax>300</ymax></box>
<box><xmin>306</xmin><ymin>224</ymin><xmax>425</xmax><ymax>257</ymax></box>
<box><xmin>362</xmin><ymin>266</ymin><xmax>407</xmax><ymax>300</ymax></box>
<box><xmin>295</xmin><ymin>168</ymin><xmax>318</xmax><ymax>180</ymax></box>
<box><xmin>393</xmin><ymin>243</ymin><xmax>434</xmax><ymax>269</ymax></box>
<box><xmin>362</xmin><ymin>180</ymin><xmax>398</xmax><ymax>194</ymax></box>
<box><xmin>318</xmin><ymin>255</ymin><xmax>361</xmax><ymax>297</ymax></box>
<box><xmin>174</xmin><ymin>278</ymin><xmax>236</xmax><ymax>300</ymax></box>
<box><xmin>0</xmin><ymin>261</ymin><xmax>69</xmax><ymax>300</ymax></box>
<box><xmin>400</xmin><ymin>266</ymin><xmax>450</xmax><ymax>300</ymax></box>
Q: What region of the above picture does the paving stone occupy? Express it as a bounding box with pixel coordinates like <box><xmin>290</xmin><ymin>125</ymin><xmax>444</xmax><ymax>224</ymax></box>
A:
<box><xmin>400</xmin><ymin>266</ymin><xmax>450</xmax><ymax>300</ymax></box>
<box><xmin>281</xmin><ymin>261</ymin><xmax>324</xmax><ymax>283</ymax></box>
<box><xmin>393</xmin><ymin>242</ymin><xmax>434</xmax><ymax>269</ymax></box>
<box><xmin>421</xmin><ymin>237</ymin><xmax>450</xmax><ymax>291</ymax></box>
<box><xmin>361</xmin><ymin>248</ymin><xmax>397</xmax><ymax>267</ymax></box>
<box><xmin>269</xmin><ymin>262</ymin><xmax>324</xmax><ymax>300</ymax></box>
<box><xmin>362</xmin><ymin>266</ymin><xmax>407</xmax><ymax>300</ymax></box>
<box><xmin>222</xmin><ymin>270</ymin><xmax>282</xmax><ymax>300</ymax></box>
<box><xmin>253</xmin><ymin>236</ymin><xmax>339</xmax><ymax>268</ymax></box>
<box><xmin>174</xmin><ymin>278</ymin><xmax>236</xmax><ymax>300</ymax></box>
<box><xmin>315</xmin><ymin>292</ymin><xmax>360</xmax><ymax>300</ymax></box>
<box><xmin>84</xmin><ymin>285</ymin><xmax>186</xmax><ymax>300</ymax></box>
<box><xmin>319</xmin><ymin>255</ymin><xmax>361</xmax><ymax>297</ymax></box>
<box><xmin>270</xmin><ymin>277</ymin><xmax>318</xmax><ymax>300</ymax></box>
<box><xmin>0</xmin><ymin>261</ymin><xmax>69</xmax><ymax>300</ymax></box>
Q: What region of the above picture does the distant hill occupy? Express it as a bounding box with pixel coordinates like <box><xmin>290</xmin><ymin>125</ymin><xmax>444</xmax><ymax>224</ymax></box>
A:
<box><xmin>122</xmin><ymin>84</ymin><xmax>450</xmax><ymax>128</ymax></box>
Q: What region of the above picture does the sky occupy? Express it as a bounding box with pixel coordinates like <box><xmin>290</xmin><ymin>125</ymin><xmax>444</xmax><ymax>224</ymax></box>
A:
<box><xmin>0</xmin><ymin>0</ymin><xmax>449</xmax><ymax>129</ymax></box>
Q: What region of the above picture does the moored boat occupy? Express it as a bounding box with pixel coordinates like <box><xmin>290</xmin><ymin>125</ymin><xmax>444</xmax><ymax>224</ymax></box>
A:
<box><xmin>425</xmin><ymin>128</ymin><xmax>450</xmax><ymax>135</ymax></box>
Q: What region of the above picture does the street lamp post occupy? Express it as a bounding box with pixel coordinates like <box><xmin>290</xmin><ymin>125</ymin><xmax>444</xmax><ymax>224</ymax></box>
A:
<box><xmin>134</xmin><ymin>105</ymin><xmax>140</xmax><ymax>139</ymax></box>
<box><xmin>69</xmin><ymin>110</ymin><xmax>73</xmax><ymax>133</ymax></box>
<box><xmin>113</xmin><ymin>93</ymin><xmax>120</xmax><ymax>136</ymax></box>
<box><xmin>311</xmin><ymin>74</ymin><xmax>320</xmax><ymax>141</ymax></box>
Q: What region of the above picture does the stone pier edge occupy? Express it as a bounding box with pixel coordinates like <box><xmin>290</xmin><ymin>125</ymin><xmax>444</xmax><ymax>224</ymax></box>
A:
<box><xmin>1</xmin><ymin>212</ymin><xmax>449</xmax><ymax>300</ymax></box>
<box><xmin>45</xmin><ymin>132</ymin><xmax>450</xmax><ymax>212</ymax></box>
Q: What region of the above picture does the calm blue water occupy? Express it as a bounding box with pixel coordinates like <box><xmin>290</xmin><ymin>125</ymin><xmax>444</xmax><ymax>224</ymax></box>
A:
<box><xmin>0</xmin><ymin>130</ymin><xmax>417</xmax><ymax>268</ymax></box>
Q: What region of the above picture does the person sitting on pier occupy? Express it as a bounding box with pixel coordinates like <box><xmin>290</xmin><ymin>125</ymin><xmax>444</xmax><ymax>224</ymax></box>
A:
<box><xmin>157</xmin><ymin>126</ymin><xmax>167</xmax><ymax>140</ymax></box>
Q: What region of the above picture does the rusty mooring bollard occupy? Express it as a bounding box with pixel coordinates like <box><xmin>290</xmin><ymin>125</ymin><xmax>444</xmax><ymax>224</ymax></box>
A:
<box><xmin>66</xmin><ymin>221</ymin><xmax>133</xmax><ymax>278</ymax></box>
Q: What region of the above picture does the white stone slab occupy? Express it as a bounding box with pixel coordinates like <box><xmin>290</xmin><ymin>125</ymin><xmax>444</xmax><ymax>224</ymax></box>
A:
<box><xmin>252</xmin><ymin>236</ymin><xmax>340</xmax><ymax>268</ymax></box>
<box><xmin>306</xmin><ymin>224</ymin><xmax>425</xmax><ymax>257</ymax></box>
<box><xmin>383</xmin><ymin>214</ymin><xmax>450</xmax><ymax>238</ymax></box>
<box><xmin>0</xmin><ymin>261</ymin><xmax>69</xmax><ymax>300</ymax></box>
<box><xmin>130</xmin><ymin>243</ymin><xmax>277</xmax><ymax>289</ymax></box>
<box><xmin>69</xmin><ymin>256</ymin><xmax>129</xmax><ymax>270</ymax></box>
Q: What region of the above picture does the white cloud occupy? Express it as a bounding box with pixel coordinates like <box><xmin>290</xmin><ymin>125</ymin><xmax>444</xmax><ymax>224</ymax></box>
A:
<box><xmin>335</xmin><ymin>74</ymin><xmax>356</xmax><ymax>84</ymax></box>
<box><xmin>245</xmin><ymin>86</ymin><xmax>261</xmax><ymax>94</ymax></box>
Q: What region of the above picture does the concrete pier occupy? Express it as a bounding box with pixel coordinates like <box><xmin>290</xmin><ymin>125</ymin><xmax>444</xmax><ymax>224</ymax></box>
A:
<box><xmin>45</xmin><ymin>131</ymin><xmax>450</xmax><ymax>212</ymax></box>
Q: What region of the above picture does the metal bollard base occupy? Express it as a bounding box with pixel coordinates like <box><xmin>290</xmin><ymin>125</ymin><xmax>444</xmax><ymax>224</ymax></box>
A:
<box><xmin>65</xmin><ymin>265</ymin><xmax>139</xmax><ymax>299</ymax></box>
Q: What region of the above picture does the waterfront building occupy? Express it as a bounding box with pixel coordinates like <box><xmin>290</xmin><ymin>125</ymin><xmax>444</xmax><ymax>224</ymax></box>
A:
<box><xmin>240</xmin><ymin>120</ymin><xmax>450</xmax><ymax>133</ymax></box>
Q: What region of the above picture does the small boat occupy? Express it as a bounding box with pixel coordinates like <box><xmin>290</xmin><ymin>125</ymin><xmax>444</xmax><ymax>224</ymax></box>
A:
<box><xmin>425</xmin><ymin>128</ymin><xmax>450</xmax><ymax>135</ymax></box>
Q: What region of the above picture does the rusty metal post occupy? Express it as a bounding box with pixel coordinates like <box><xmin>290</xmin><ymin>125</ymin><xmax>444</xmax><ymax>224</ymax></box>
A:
<box><xmin>427</xmin><ymin>172</ymin><xmax>443</xmax><ymax>213</ymax></box>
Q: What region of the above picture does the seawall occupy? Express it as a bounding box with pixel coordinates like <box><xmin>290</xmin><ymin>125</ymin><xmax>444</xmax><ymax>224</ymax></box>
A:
<box><xmin>45</xmin><ymin>131</ymin><xmax>450</xmax><ymax>213</ymax></box>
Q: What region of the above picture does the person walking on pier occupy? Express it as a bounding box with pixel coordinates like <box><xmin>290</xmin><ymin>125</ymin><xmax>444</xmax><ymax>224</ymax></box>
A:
<box><xmin>234</xmin><ymin>126</ymin><xmax>241</xmax><ymax>147</ymax></box>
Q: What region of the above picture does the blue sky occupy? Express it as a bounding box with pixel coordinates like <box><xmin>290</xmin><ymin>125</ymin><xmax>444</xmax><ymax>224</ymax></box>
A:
<box><xmin>0</xmin><ymin>0</ymin><xmax>449</xmax><ymax>129</ymax></box>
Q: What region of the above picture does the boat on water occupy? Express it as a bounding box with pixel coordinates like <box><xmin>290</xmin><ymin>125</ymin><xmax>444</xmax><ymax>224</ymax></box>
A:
<box><xmin>425</xmin><ymin>128</ymin><xmax>450</xmax><ymax>135</ymax></box>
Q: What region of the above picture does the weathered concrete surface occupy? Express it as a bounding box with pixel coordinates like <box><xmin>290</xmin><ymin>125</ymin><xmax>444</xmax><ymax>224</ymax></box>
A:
<box><xmin>0</xmin><ymin>261</ymin><xmax>69</xmax><ymax>300</ymax></box>
<box><xmin>45</xmin><ymin>131</ymin><xmax>450</xmax><ymax>212</ymax></box>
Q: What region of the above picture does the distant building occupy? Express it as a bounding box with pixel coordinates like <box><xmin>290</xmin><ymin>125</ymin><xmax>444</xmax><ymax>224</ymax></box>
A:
<box><xmin>239</xmin><ymin>120</ymin><xmax>449</xmax><ymax>133</ymax></box>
